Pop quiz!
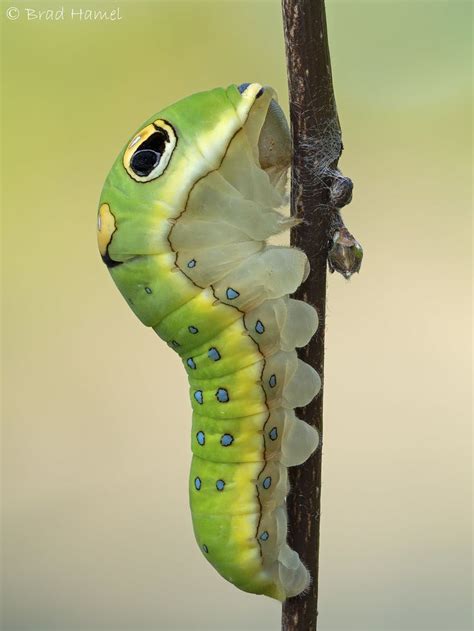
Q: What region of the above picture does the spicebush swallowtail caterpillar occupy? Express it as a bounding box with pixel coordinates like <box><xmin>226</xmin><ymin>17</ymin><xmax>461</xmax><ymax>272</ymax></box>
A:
<box><xmin>97</xmin><ymin>83</ymin><xmax>321</xmax><ymax>600</ymax></box>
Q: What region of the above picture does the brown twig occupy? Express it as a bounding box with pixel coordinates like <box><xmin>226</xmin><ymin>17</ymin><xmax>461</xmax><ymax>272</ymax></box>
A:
<box><xmin>281</xmin><ymin>1</ymin><xmax>362</xmax><ymax>630</ymax></box>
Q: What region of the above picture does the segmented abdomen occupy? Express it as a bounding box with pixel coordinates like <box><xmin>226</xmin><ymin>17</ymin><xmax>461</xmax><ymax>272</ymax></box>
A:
<box><xmin>152</xmin><ymin>276</ymin><xmax>319</xmax><ymax>599</ymax></box>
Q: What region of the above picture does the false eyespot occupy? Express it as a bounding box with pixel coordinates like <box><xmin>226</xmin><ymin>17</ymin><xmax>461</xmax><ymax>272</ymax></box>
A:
<box><xmin>123</xmin><ymin>119</ymin><xmax>177</xmax><ymax>183</ymax></box>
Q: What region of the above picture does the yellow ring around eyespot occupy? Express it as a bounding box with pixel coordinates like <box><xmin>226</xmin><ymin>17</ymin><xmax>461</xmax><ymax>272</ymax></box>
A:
<box><xmin>97</xmin><ymin>203</ymin><xmax>116</xmax><ymax>256</ymax></box>
<box><xmin>122</xmin><ymin>119</ymin><xmax>177</xmax><ymax>183</ymax></box>
<box><xmin>122</xmin><ymin>123</ymin><xmax>157</xmax><ymax>174</ymax></box>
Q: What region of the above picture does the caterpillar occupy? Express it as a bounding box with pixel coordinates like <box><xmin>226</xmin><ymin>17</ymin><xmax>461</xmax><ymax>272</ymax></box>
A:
<box><xmin>97</xmin><ymin>83</ymin><xmax>320</xmax><ymax>601</ymax></box>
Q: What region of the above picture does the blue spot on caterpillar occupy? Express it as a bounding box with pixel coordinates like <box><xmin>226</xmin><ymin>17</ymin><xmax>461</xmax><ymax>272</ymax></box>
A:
<box><xmin>194</xmin><ymin>390</ymin><xmax>203</xmax><ymax>404</ymax></box>
<box><xmin>216</xmin><ymin>388</ymin><xmax>229</xmax><ymax>403</ymax></box>
<box><xmin>220</xmin><ymin>433</ymin><xmax>234</xmax><ymax>447</ymax></box>
<box><xmin>194</xmin><ymin>477</ymin><xmax>202</xmax><ymax>491</ymax></box>
<box><xmin>255</xmin><ymin>320</ymin><xmax>265</xmax><ymax>334</ymax></box>
<box><xmin>188</xmin><ymin>325</ymin><xmax>199</xmax><ymax>334</ymax></box>
<box><xmin>187</xmin><ymin>358</ymin><xmax>196</xmax><ymax>369</ymax></box>
<box><xmin>216</xmin><ymin>479</ymin><xmax>225</xmax><ymax>491</ymax></box>
<box><xmin>196</xmin><ymin>431</ymin><xmax>205</xmax><ymax>446</ymax></box>
<box><xmin>226</xmin><ymin>287</ymin><xmax>240</xmax><ymax>300</ymax></box>
<box><xmin>262</xmin><ymin>476</ymin><xmax>272</xmax><ymax>489</ymax></box>
<box><xmin>208</xmin><ymin>347</ymin><xmax>221</xmax><ymax>361</ymax></box>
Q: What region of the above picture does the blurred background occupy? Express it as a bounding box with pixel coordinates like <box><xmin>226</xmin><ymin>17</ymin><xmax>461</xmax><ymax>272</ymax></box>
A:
<box><xmin>1</xmin><ymin>1</ymin><xmax>471</xmax><ymax>630</ymax></box>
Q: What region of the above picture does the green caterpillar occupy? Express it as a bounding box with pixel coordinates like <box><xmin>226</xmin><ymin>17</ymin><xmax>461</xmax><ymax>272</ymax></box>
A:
<box><xmin>97</xmin><ymin>83</ymin><xmax>320</xmax><ymax>600</ymax></box>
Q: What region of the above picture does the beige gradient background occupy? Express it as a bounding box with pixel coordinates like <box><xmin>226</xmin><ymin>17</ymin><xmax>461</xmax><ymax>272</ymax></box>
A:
<box><xmin>1</xmin><ymin>1</ymin><xmax>471</xmax><ymax>630</ymax></box>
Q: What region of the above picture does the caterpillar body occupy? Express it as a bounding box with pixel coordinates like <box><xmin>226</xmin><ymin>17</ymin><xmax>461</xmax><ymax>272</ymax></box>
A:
<box><xmin>97</xmin><ymin>83</ymin><xmax>320</xmax><ymax>600</ymax></box>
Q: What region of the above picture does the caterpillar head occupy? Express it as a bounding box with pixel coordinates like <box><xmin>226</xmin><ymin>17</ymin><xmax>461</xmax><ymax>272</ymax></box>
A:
<box><xmin>97</xmin><ymin>83</ymin><xmax>290</xmax><ymax>268</ymax></box>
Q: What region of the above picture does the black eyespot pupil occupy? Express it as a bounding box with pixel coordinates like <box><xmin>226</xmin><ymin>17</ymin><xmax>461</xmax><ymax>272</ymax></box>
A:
<box><xmin>131</xmin><ymin>149</ymin><xmax>160</xmax><ymax>176</ymax></box>
<box><xmin>129</xmin><ymin>127</ymin><xmax>170</xmax><ymax>178</ymax></box>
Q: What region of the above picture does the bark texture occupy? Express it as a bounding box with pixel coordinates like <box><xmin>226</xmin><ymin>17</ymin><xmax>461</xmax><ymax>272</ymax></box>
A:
<box><xmin>281</xmin><ymin>1</ymin><xmax>354</xmax><ymax>629</ymax></box>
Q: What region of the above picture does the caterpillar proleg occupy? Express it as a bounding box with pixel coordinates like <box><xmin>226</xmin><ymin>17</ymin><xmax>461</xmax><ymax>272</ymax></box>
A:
<box><xmin>97</xmin><ymin>83</ymin><xmax>320</xmax><ymax>600</ymax></box>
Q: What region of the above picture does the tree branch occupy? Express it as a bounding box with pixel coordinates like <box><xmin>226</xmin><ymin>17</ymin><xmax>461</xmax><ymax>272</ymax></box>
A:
<box><xmin>281</xmin><ymin>1</ymin><xmax>362</xmax><ymax>630</ymax></box>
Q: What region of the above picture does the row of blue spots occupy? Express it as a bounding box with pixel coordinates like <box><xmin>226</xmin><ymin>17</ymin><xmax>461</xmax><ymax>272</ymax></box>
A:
<box><xmin>255</xmin><ymin>320</ymin><xmax>265</xmax><ymax>334</ymax></box>
<box><xmin>226</xmin><ymin>287</ymin><xmax>240</xmax><ymax>300</ymax></box>
<box><xmin>194</xmin><ymin>477</ymin><xmax>226</xmax><ymax>491</ymax></box>
<box><xmin>193</xmin><ymin>388</ymin><xmax>230</xmax><ymax>404</ymax></box>
<box><xmin>269</xmin><ymin>374</ymin><xmax>277</xmax><ymax>388</ymax></box>
<box><xmin>269</xmin><ymin>426</ymin><xmax>278</xmax><ymax>441</ymax></box>
<box><xmin>195</xmin><ymin>431</ymin><xmax>234</xmax><ymax>447</ymax></box>
<box><xmin>171</xmin><ymin>324</ymin><xmax>199</xmax><ymax>351</ymax></box>
<box><xmin>173</xmin><ymin>320</ymin><xmax>265</xmax><ymax>354</ymax></box>
<box><xmin>186</xmin><ymin>347</ymin><xmax>221</xmax><ymax>371</ymax></box>
<box><xmin>262</xmin><ymin>476</ymin><xmax>272</xmax><ymax>489</ymax></box>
